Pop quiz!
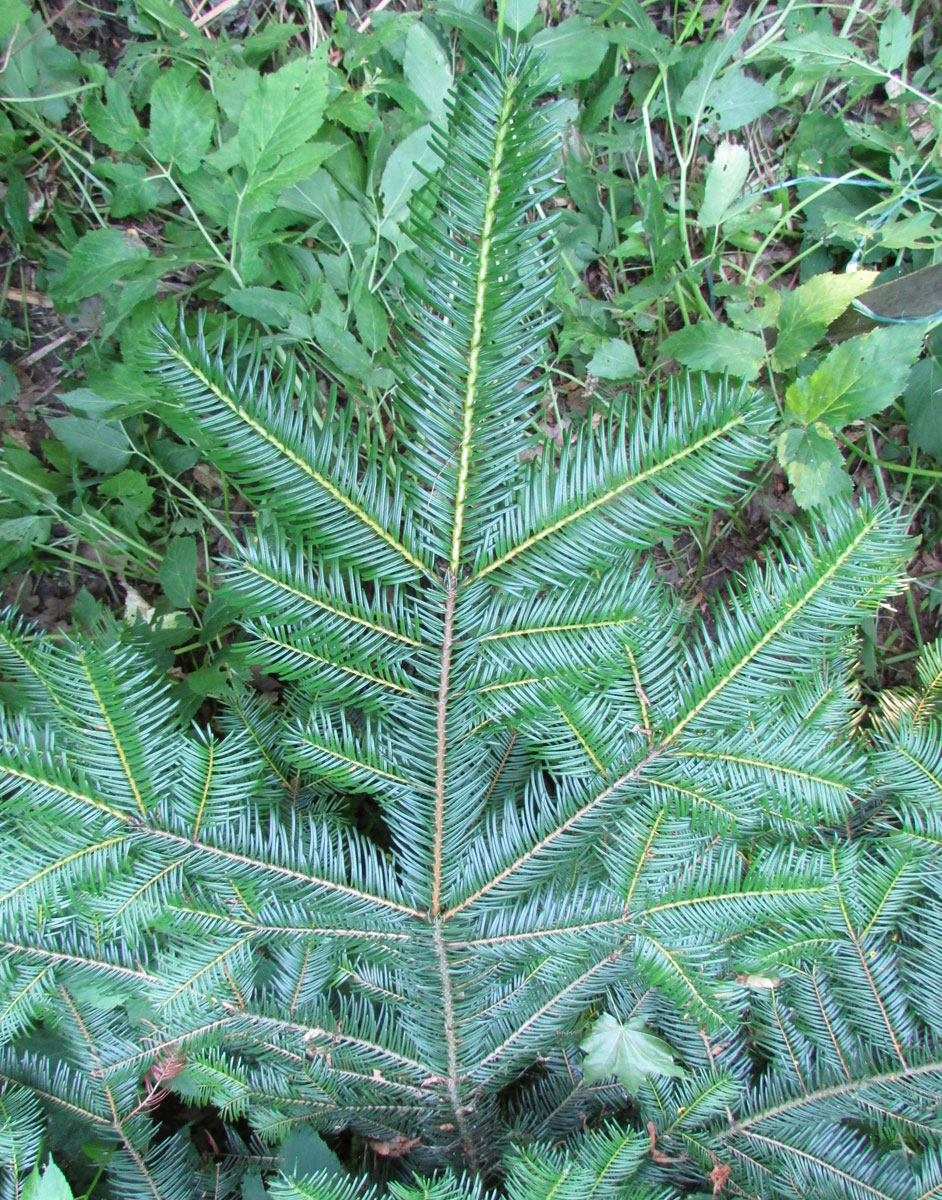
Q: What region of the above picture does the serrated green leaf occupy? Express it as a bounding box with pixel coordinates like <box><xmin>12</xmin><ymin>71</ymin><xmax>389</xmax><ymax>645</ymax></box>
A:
<box><xmin>53</xmin><ymin>227</ymin><xmax>151</xmax><ymax>304</ymax></box>
<box><xmin>772</xmin><ymin>270</ymin><xmax>878</xmax><ymax>371</ymax></box>
<box><xmin>0</xmin><ymin>360</ymin><xmax>18</xmax><ymax>406</ymax></box>
<box><xmin>879</xmin><ymin>210</ymin><xmax>937</xmax><ymax>251</ymax></box>
<box><xmin>878</xmin><ymin>6</ymin><xmax>912</xmax><ymax>73</ymax></box>
<box><xmin>98</xmin><ymin>160</ymin><xmax>165</xmax><ymax>219</ymax></box>
<box><xmin>99</xmin><ymin>469</ymin><xmax>155</xmax><ymax>519</ymax></box>
<box><xmin>277</xmin><ymin>1128</ymin><xmax>343</xmax><ymax>1178</ymax></box>
<box><xmin>0</xmin><ymin>514</ymin><xmax>52</xmax><ymax>548</ymax></box>
<box><xmin>326</xmin><ymin>89</ymin><xmax>377</xmax><ymax>133</ymax></box>
<box><xmin>148</xmin><ymin>64</ymin><xmax>216</xmax><ymax>173</ymax></box>
<box><xmin>777</xmin><ymin>31</ymin><xmax>882</xmax><ymax>83</ymax></box>
<box><xmin>281</xmin><ymin>169</ymin><xmax>372</xmax><ymax>248</ymax></box>
<box><xmin>785</xmin><ymin>324</ymin><xmax>926</xmax><ymax>427</ymax></box>
<box><xmin>698</xmin><ymin>141</ymin><xmax>750</xmax><ymax>228</ymax></box>
<box><xmin>0</xmin><ymin>443</ymin><xmax>62</xmax><ymax>506</ymax></box>
<box><xmin>580</xmin><ymin>1013</ymin><xmax>685</xmax><ymax>1095</ymax></box>
<box><xmin>46</xmin><ymin>417</ymin><xmax>132</xmax><ymax>473</ymax></box>
<box><xmin>208</xmin><ymin>137</ymin><xmax>247</xmax><ymax>175</ymax></box>
<box><xmin>159</xmin><ymin>536</ymin><xmax>198</xmax><ymax>609</ymax></box>
<box><xmin>2</xmin><ymin>168</ymin><xmax>28</xmax><ymax>244</ymax></box>
<box><xmin>904</xmin><ymin>354</ymin><xmax>942</xmax><ymax>459</ymax></box>
<box><xmin>181</xmin><ymin>662</ymin><xmax>230</xmax><ymax>697</ymax></box>
<box><xmin>0</xmin><ymin>110</ymin><xmax>17</xmax><ymax>158</ymax></box>
<box><xmin>531</xmin><ymin>17</ymin><xmax>610</xmax><ymax>84</ymax></box>
<box><xmin>675</xmin><ymin>36</ymin><xmax>738</xmax><ymax>121</ymax></box>
<box><xmin>242</xmin><ymin>22</ymin><xmax>297</xmax><ymax>65</ymax></box>
<box><xmin>661</xmin><ymin>322</ymin><xmax>766</xmax><ymax>380</ymax></box>
<box><xmin>134</xmin><ymin>0</ymin><xmax>198</xmax><ymax>38</ymax></box>
<box><xmin>67</xmin><ymin>978</ymin><xmax>129</xmax><ymax>1010</ymax></box>
<box><xmin>85</xmin><ymin>361</ymin><xmax>163</xmax><ymax>416</ymax></box>
<box><xmin>247</xmin><ymin>143</ymin><xmax>338</xmax><ymax>209</ymax></box>
<box><xmin>238</xmin><ymin>52</ymin><xmax>329</xmax><ymax>182</ymax></box>
<box><xmin>182</xmin><ymin>164</ymin><xmax>240</xmax><ymax>227</ymax></box>
<box><xmin>403</xmin><ymin>23</ymin><xmax>452</xmax><ymax>124</ymax></box>
<box><xmin>211</xmin><ymin>61</ymin><xmax>260</xmax><ymax>122</ymax></box>
<box><xmin>586</xmin><ymin>338</ymin><xmax>639</xmax><ymax>380</ymax></box>
<box><xmin>435</xmin><ymin>0</ymin><xmax>497</xmax><ymax>53</ymax></box>
<box><xmin>199</xmin><ymin>593</ymin><xmax>237</xmax><ymax>644</ymax></box>
<box><xmin>58</xmin><ymin>387</ymin><xmax>121</xmax><ymax>418</ymax></box>
<box><xmin>777</xmin><ymin>424</ymin><xmax>851</xmax><ymax>509</ymax></box>
<box><xmin>84</xmin><ymin>79</ymin><xmax>143</xmax><ymax>152</ymax></box>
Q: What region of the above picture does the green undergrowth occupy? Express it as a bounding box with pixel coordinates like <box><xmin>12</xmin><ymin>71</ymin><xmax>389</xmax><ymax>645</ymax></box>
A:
<box><xmin>1</xmin><ymin>1</ymin><xmax>942</xmax><ymax>645</ymax></box>
<box><xmin>2</xmin><ymin>5</ymin><xmax>942</xmax><ymax>1197</ymax></box>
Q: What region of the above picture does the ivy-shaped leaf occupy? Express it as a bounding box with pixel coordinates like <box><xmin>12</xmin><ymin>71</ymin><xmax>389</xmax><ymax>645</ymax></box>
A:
<box><xmin>580</xmin><ymin>1013</ymin><xmax>685</xmax><ymax>1095</ymax></box>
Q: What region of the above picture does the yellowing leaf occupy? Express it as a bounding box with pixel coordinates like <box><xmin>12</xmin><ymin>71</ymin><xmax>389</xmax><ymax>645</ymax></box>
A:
<box><xmin>777</xmin><ymin>424</ymin><xmax>851</xmax><ymax>510</ymax></box>
<box><xmin>785</xmin><ymin>324</ymin><xmax>925</xmax><ymax>427</ymax></box>
<box><xmin>772</xmin><ymin>270</ymin><xmax>877</xmax><ymax>371</ymax></box>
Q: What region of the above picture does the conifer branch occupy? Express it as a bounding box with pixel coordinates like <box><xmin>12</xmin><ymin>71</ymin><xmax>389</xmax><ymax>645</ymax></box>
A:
<box><xmin>59</xmin><ymin>987</ymin><xmax>163</xmax><ymax>1200</ymax></box>
<box><xmin>449</xmin><ymin>74</ymin><xmax>516</xmax><ymax>573</ymax></box>
<box><xmin>1</xmin><ymin>49</ymin><xmax>935</xmax><ymax>1200</ymax></box>
<box><xmin>431</xmin><ymin>573</ymin><xmax>457</xmax><ymax>918</ymax></box>
<box><xmin>432</xmin><ymin>920</ymin><xmax>477</xmax><ymax>1169</ymax></box>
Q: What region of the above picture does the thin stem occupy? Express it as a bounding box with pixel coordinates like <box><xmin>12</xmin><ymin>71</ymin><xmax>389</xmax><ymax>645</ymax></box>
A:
<box><xmin>865</xmin><ymin>425</ymin><xmax>890</xmax><ymax>504</ymax></box>
<box><xmin>229</xmin><ymin>184</ymin><xmax>247</xmax><ymax>280</ymax></box>
<box><xmin>148</xmin><ymin>160</ymin><xmax>243</xmax><ymax>287</ymax></box>
<box><xmin>839</xmin><ymin>434</ymin><xmax>942</xmax><ymax>482</ymax></box>
<box><xmin>130</xmin><ymin>438</ymin><xmax>235</xmax><ymax>545</ymax></box>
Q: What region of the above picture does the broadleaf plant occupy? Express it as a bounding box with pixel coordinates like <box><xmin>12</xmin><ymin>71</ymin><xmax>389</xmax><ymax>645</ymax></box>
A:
<box><xmin>3</xmin><ymin>47</ymin><xmax>942</xmax><ymax>1200</ymax></box>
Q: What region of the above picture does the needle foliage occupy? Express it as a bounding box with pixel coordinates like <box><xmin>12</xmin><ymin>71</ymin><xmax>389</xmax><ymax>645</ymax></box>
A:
<box><xmin>2</xmin><ymin>48</ymin><xmax>941</xmax><ymax>1200</ymax></box>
